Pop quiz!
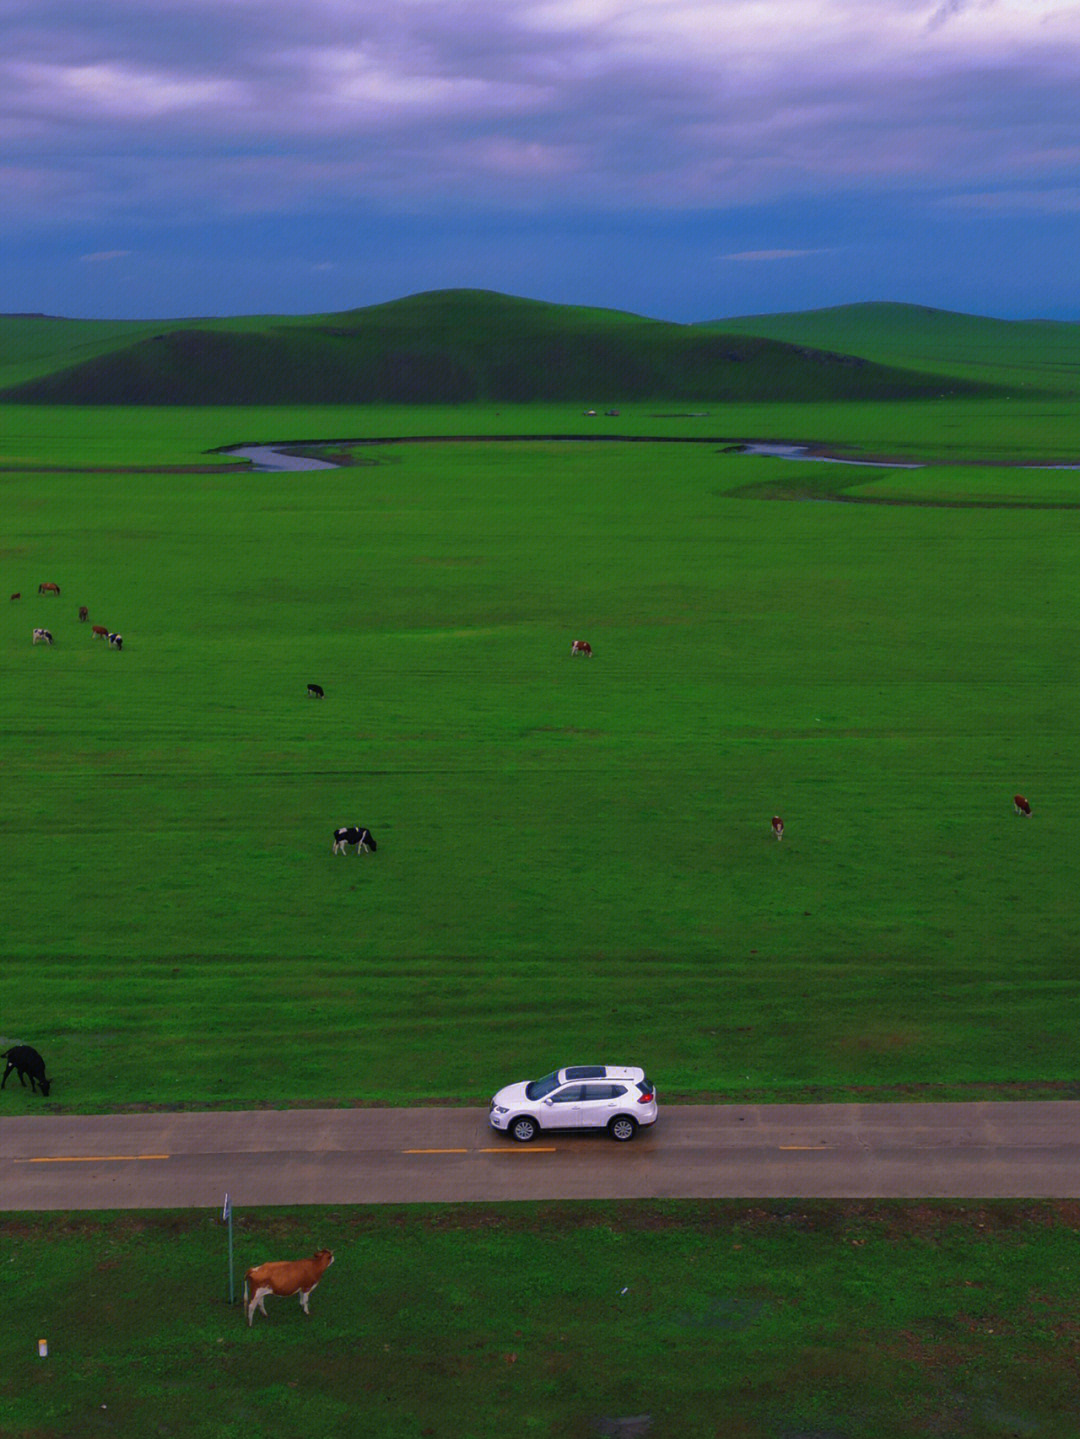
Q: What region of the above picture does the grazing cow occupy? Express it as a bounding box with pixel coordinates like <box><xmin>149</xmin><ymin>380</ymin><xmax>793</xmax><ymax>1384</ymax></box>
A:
<box><xmin>108</xmin><ymin>633</ymin><xmax>123</xmax><ymax>650</ymax></box>
<box><xmin>33</xmin><ymin>628</ymin><xmax>53</xmax><ymax>645</ymax></box>
<box><xmin>38</xmin><ymin>582</ymin><xmax>60</xmax><ymax>596</ymax></box>
<box><xmin>10</xmin><ymin>593</ymin><xmax>19</xmax><ymax>602</ymax></box>
<box><xmin>92</xmin><ymin>624</ymin><xmax>109</xmax><ymax>639</ymax></box>
<box><xmin>332</xmin><ymin>826</ymin><xmax>376</xmax><ymax>855</ymax></box>
<box><xmin>772</xmin><ymin>816</ymin><xmax>784</xmax><ymax>841</ymax></box>
<box><xmin>308</xmin><ymin>683</ymin><xmax>324</xmax><ymax>699</ymax></box>
<box><xmin>78</xmin><ymin>606</ymin><xmax>89</xmax><ymax>622</ymax></box>
<box><xmin>243</xmin><ymin>1249</ymin><xmax>334</xmax><ymax>1326</ymax></box>
<box><xmin>570</xmin><ymin>640</ymin><xmax>593</xmax><ymax>657</ymax></box>
<box><xmin>1</xmin><ymin>1046</ymin><xmax>51</xmax><ymax>1097</ymax></box>
<box><xmin>1014</xmin><ymin>795</ymin><xmax>1032</xmax><ymax>816</ymax></box>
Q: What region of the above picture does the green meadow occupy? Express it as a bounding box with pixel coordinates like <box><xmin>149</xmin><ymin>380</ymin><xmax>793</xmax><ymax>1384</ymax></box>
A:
<box><xmin>3</xmin><ymin>382</ymin><xmax>1080</xmax><ymax>1110</ymax></box>
<box><xmin>7</xmin><ymin>1202</ymin><xmax>1080</xmax><ymax>1439</ymax></box>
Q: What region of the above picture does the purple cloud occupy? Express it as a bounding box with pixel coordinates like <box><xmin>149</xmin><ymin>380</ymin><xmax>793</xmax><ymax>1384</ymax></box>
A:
<box><xmin>2</xmin><ymin>0</ymin><xmax>1078</xmax><ymax>318</ymax></box>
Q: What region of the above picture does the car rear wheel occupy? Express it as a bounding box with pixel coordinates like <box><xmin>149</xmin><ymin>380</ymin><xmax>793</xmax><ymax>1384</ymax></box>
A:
<box><xmin>609</xmin><ymin>1116</ymin><xmax>638</xmax><ymax>1142</ymax></box>
<box><xmin>510</xmin><ymin>1116</ymin><xmax>539</xmax><ymax>1142</ymax></box>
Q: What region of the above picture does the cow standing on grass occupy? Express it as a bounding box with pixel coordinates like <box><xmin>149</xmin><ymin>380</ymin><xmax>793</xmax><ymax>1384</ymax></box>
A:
<box><xmin>571</xmin><ymin>640</ymin><xmax>593</xmax><ymax>657</ymax></box>
<box><xmin>33</xmin><ymin>628</ymin><xmax>53</xmax><ymax>646</ymax></box>
<box><xmin>38</xmin><ymin>582</ymin><xmax>60</xmax><ymax>596</ymax></box>
<box><xmin>1014</xmin><ymin>795</ymin><xmax>1032</xmax><ymax>816</ymax></box>
<box><xmin>771</xmin><ymin>816</ymin><xmax>784</xmax><ymax>841</ymax></box>
<box><xmin>244</xmin><ymin>1250</ymin><xmax>334</xmax><ymax>1326</ymax></box>
<box><xmin>332</xmin><ymin>826</ymin><xmax>376</xmax><ymax>854</ymax></box>
<box><xmin>1</xmin><ymin>1046</ymin><xmax>51</xmax><ymax>1097</ymax></box>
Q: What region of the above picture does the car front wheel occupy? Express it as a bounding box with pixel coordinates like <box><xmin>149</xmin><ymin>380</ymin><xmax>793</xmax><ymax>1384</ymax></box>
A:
<box><xmin>609</xmin><ymin>1116</ymin><xmax>638</xmax><ymax>1142</ymax></box>
<box><xmin>510</xmin><ymin>1116</ymin><xmax>539</xmax><ymax>1142</ymax></box>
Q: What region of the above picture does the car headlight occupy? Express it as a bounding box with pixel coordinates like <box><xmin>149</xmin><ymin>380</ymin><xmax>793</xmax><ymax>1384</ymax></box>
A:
<box><xmin>491</xmin><ymin>1104</ymin><xmax>509</xmax><ymax>1114</ymax></box>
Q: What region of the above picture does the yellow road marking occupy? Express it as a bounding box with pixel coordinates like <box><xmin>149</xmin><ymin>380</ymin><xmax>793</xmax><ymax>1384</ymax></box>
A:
<box><xmin>402</xmin><ymin>1148</ymin><xmax>470</xmax><ymax>1154</ymax></box>
<box><xmin>402</xmin><ymin>1147</ymin><xmax>558</xmax><ymax>1155</ymax></box>
<box><xmin>477</xmin><ymin>1147</ymin><xmax>557</xmax><ymax>1154</ymax></box>
<box><xmin>14</xmin><ymin>1154</ymin><xmax>170</xmax><ymax>1164</ymax></box>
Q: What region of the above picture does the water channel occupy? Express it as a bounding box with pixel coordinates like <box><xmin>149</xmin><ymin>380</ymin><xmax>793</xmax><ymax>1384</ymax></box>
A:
<box><xmin>224</xmin><ymin>439</ymin><xmax>924</xmax><ymax>473</ymax></box>
<box><xmin>224</xmin><ymin>439</ymin><xmax>1078</xmax><ymax>474</ymax></box>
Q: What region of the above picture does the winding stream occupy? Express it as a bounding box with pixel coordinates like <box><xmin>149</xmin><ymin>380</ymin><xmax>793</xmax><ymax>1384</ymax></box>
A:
<box><xmin>223</xmin><ymin>438</ymin><xmax>924</xmax><ymax>473</ymax></box>
<box><xmin>223</xmin><ymin>438</ymin><xmax>1079</xmax><ymax>474</ymax></box>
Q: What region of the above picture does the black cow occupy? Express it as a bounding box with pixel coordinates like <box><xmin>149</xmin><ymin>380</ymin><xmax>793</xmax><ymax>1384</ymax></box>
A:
<box><xmin>308</xmin><ymin>684</ymin><xmax>324</xmax><ymax>699</ymax></box>
<box><xmin>2</xmin><ymin>1046</ymin><xmax>51</xmax><ymax>1097</ymax></box>
<box><xmin>332</xmin><ymin>826</ymin><xmax>376</xmax><ymax>855</ymax></box>
<box><xmin>108</xmin><ymin>633</ymin><xmax>123</xmax><ymax>650</ymax></box>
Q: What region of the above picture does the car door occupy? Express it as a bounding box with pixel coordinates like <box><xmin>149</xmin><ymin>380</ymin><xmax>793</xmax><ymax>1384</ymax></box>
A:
<box><xmin>542</xmin><ymin>1083</ymin><xmax>586</xmax><ymax>1128</ymax></box>
<box><xmin>578</xmin><ymin>1083</ymin><xmax>627</xmax><ymax>1128</ymax></box>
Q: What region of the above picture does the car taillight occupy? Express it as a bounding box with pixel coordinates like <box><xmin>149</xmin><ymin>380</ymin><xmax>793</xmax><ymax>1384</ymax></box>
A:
<box><xmin>638</xmin><ymin>1091</ymin><xmax>653</xmax><ymax>1104</ymax></box>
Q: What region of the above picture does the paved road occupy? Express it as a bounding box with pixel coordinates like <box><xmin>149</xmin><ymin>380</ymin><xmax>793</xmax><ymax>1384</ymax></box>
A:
<box><xmin>4</xmin><ymin>1101</ymin><xmax>1080</xmax><ymax>1210</ymax></box>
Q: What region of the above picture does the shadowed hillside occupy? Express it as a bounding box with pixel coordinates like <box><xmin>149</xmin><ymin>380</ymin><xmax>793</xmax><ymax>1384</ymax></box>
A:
<box><xmin>0</xmin><ymin>290</ymin><xmax>995</xmax><ymax>405</ymax></box>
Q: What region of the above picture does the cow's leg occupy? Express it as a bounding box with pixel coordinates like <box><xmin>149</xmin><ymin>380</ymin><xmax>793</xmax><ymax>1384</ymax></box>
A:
<box><xmin>299</xmin><ymin>1288</ymin><xmax>311</xmax><ymax>1314</ymax></box>
<box><xmin>0</xmin><ymin>1062</ymin><xmax>11</xmax><ymax>1089</ymax></box>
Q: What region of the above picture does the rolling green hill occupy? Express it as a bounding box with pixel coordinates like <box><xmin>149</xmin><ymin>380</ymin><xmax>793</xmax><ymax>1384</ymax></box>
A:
<box><xmin>701</xmin><ymin>301</ymin><xmax>1080</xmax><ymax>395</ymax></box>
<box><xmin>0</xmin><ymin>290</ymin><xmax>995</xmax><ymax>405</ymax></box>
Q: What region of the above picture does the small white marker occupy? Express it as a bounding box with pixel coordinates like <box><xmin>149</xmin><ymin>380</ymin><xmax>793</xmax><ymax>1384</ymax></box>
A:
<box><xmin>38</xmin><ymin>1339</ymin><xmax>48</xmax><ymax>1358</ymax></box>
<box><xmin>620</xmin><ymin>1287</ymin><xmax>628</xmax><ymax>1294</ymax></box>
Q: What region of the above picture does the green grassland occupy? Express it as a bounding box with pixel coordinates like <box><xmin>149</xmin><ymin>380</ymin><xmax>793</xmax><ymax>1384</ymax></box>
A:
<box><xmin>7</xmin><ymin>1202</ymin><xmax>1080</xmax><ymax>1438</ymax></box>
<box><xmin>3</xmin><ymin>401</ymin><xmax>1080</xmax><ymax>1110</ymax></box>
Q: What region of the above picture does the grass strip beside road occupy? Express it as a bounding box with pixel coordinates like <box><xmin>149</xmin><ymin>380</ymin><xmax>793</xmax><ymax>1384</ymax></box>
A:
<box><xmin>5</xmin><ymin>1201</ymin><xmax>1080</xmax><ymax>1439</ymax></box>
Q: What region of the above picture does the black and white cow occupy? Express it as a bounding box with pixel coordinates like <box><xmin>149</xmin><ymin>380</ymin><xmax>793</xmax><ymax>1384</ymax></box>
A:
<box><xmin>32</xmin><ymin>628</ymin><xmax>53</xmax><ymax>645</ymax></box>
<box><xmin>308</xmin><ymin>684</ymin><xmax>324</xmax><ymax>699</ymax></box>
<box><xmin>108</xmin><ymin>633</ymin><xmax>123</xmax><ymax>650</ymax></box>
<box><xmin>1</xmin><ymin>1045</ymin><xmax>51</xmax><ymax>1097</ymax></box>
<box><xmin>332</xmin><ymin>826</ymin><xmax>376</xmax><ymax>854</ymax></box>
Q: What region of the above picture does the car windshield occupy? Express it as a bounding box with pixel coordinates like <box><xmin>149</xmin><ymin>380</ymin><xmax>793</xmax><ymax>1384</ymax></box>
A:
<box><xmin>525</xmin><ymin>1072</ymin><xmax>561</xmax><ymax>1100</ymax></box>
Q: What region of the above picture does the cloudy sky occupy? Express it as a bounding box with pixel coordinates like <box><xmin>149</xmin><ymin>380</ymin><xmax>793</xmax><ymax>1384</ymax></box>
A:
<box><xmin>4</xmin><ymin>0</ymin><xmax>1079</xmax><ymax>320</ymax></box>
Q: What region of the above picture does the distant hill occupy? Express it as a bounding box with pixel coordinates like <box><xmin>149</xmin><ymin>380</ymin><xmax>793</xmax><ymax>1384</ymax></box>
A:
<box><xmin>701</xmin><ymin>302</ymin><xmax>1080</xmax><ymax>396</ymax></box>
<box><xmin>0</xmin><ymin>290</ymin><xmax>996</xmax><ymax>405</ymax></box>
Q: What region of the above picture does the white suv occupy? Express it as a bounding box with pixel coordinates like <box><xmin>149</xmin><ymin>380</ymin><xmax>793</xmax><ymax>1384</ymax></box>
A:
<box><xmin>489</xmin><ymin>1066</ymin><xmax>657</xmax><ymax>1142</ymax></box>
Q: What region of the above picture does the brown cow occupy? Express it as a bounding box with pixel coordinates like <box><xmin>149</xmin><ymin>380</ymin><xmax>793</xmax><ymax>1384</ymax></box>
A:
<box><xmin>244</xmin><ymin>1250</ymin><xmax>334</xmax><ymax>1326</ymax></box>
<box><xmin>10</xmin><ymin>593</ymin><xmax>19</xmax><ymax>602</ymax></box>
<box><xmin>1014</xmin><ymin>795</ymin><xmax>1032</xmax><ymax>816</ymax></box>
<box><xmin>771</xmin><ymin>816</ymin><xmax>784</xmax><ymax>841</ymax></box>
<box><xmin>38</xmin><ymin>583</ymin><xmax>60</xmax><ymax>596</ymax></box>
<box><xmin>92</xmin><ymin>625</ymin><xmax>109</xmax><ymax>639</ymax></box>
<box><xmin>78</xmin><ymin>606</ymin><xmax>89</xmax><ymax>622</ymax></box>
<box><xmin>570</xmin><ymin>640</ymin><xmax>593</xmax><ymax>657</ymax></box>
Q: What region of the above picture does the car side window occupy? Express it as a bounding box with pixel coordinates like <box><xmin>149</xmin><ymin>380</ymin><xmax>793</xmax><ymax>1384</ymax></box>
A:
<box><xmin>550</xmin><ymin>1085</ymin><xmax>585</xmax><ymax>1103</ymax></box>
<box><xmin>582</xmin><ymin>1084</ymin><xmax>623</xmax><ymax>1100</ymax></box>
